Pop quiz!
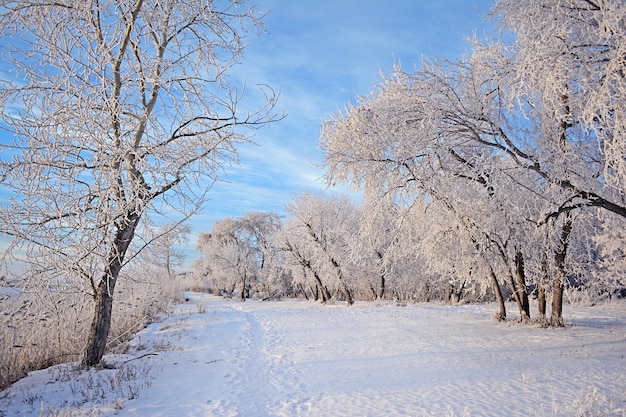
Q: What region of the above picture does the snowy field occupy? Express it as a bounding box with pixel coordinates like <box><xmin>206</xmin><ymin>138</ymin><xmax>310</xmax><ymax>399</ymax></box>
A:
<box><xmin>1</xmin><ymin>293</ymin><xmax>625</xmax><ymax>417</ymax></box>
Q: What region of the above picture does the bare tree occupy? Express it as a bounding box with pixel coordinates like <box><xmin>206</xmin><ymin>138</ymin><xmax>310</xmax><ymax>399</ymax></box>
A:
<box><xmin>141</xmin><ymin>223</ymin><xmax>190</xmax><ymax>281</ymax></box>
<box><xmin>0</xmin><ymin>0</ymin><xmax>279</xmax><ymax>366</ymax></box>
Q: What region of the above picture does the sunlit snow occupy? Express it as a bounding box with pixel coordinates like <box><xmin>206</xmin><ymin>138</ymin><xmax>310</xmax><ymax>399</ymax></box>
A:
<box><xmin>1</xmin><ymin>293</ymin><xmax>625</xmax><ymax>416</ymax></box>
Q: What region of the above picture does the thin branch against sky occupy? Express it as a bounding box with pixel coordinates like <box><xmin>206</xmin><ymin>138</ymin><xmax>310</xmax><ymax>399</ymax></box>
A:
<box><xmin>0</xmin><ymin>0</ymin><xmax>494</xmax><ymax>245</ymax></box>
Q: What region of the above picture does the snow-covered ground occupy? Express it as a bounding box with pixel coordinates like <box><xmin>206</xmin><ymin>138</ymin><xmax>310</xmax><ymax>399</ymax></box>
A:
<box><xmin>1</xmin><ymin>293</ymin><xmax>625</xmax><ymax>416</ymax></box>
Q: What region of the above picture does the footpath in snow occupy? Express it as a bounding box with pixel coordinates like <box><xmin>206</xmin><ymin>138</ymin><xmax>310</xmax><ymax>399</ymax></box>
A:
<box><xmin>1</xmin><ymin>293</ymin><xmax>625</xmax><ymax>416</ymax></box>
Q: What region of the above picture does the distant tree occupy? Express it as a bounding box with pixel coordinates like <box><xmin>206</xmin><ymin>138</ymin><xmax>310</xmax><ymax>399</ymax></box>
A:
<box><xmin>141</xmin><ymin>223</ymin><xmax>190</xmax><ymax>281</ymax></box>
<box><xmin>195</xmin><ymin>212</ymin><xmax>281</xmax><ymax>300</ymax></box>
<box><xmin>285</xmin><ymin>193</ymin><xmax>358</xmax><ymax>305</ymax></box>
<box><xmin>197</xmin><ymin>219</ymin><xmax>255</xmax><ymax>300</ymax></box>
<box><xmin>0</xmin><ymin>0</ymin><xmax>279</xmax><ymax>366</ymax></box>
<box><xmin>351</xmin><ymin>196</ymin><xmax>403</xmax><ymax>301</ymax></box>
<box><xmin>282</xmin><ymin>224</ymin><xmax>332</xmax><ymax>303</ymax></box>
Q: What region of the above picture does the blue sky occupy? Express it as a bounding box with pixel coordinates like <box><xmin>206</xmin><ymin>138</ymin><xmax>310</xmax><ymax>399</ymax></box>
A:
<box><xmin>199</xmin><ymin>0</ymin><xmax>495</xmax><ymax>229</ymax></box>
<box><xmin>0</xmin><ymin>0</ymin><xmax>495</xmax><ymax>266</ymax></box>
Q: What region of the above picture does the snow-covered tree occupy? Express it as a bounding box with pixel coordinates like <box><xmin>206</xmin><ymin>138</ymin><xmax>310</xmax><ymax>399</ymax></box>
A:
<box><xmin>141</xmin><ymin>223</ymin><xmax>190</xmax><ymax>281</ymax></box>
<box><xmin>0</xmin><ymin>0</ymin><xmax>279</xmax><ymax>366</ymax></box>
<box><xmin>284</xmin><ymin>193</ymin><xmax>360</xmax><ymax>305</ymax></box>
<box><xmin>194</xmin><ymin>212</ymin><xmax>282</xmax><ymax>300</ymax></box>
<box><xmin>233</xmin><ymin>212</ymin><xmax>284</xmax><ymax>299</ymax></box>
<box><xmin>281</xmin><ymin>217</ymin><xmax>333</xmax><ymax>303</ymax></box>
<box><xmin>491</xmin><ymin>0</ymin><xmax>626</xmax><ymax>194</ymax></box>
<box><xmin>350</xmin><ymin>196</ymin><xmax>400</xmax><ymax>301</ymax></box>
<box><xmin>320</xmin><ymin>0</ymin><xmax>626</xmax><ymax>325</ymax></box>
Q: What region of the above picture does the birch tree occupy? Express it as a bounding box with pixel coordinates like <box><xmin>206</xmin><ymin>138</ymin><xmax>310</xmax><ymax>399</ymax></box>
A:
<box><xmin>0</xmin><ymin>0</ymin><xmax>279</xmax><ymax>366</ymax></box>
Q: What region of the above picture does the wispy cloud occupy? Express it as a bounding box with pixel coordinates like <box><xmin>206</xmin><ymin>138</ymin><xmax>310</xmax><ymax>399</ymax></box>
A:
<box><xmin>192</xmin><ymin>0</ymin><xmax>494</xmax><ymax>231</ymax></box>
<box><xmin>0</xmin><ymin>0</ymin><xmax>495</xmax><ymax>262</ymax></box>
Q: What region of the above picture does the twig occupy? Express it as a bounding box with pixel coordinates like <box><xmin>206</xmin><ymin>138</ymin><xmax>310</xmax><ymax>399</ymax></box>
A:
<box><xmin>122</xmin><ymin>353</ymin><xmax>158</xmax><ymax>364</ymax></box>
<box><xmin>105</xmin><ymin>315</ymin><xmax>151</xmax><ymax>349</ymax></box>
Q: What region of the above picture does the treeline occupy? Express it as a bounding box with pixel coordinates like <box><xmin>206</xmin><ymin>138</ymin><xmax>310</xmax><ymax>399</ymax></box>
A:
<box><xmin>192</xmin><ymin>190</ymin><xmax>625</xmax><ymax>325</ymax></box>
<box><xmin>193</xmin><ymin>0</ymin><xmax>626</xmax><ymax>326</ymax></box>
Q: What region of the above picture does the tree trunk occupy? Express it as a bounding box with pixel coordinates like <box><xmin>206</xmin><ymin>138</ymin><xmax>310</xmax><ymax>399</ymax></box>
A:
<box><xmin>551</xmin><ymin>213</ymin><xmax>573</xmax><ymax>327</ymax></box>
<box><xmin>500</xmin><ymin>249</ymin><xmax>527</xmax><ymax>322</ymax></box>
<box><xmin>286</xmin><ymin>240</ymin><xmax>330</xmax><ymax>303</ymax></box>
<box><xmin>314</xmin><ymin>275</ymin><xmax>331</xmax><ymax>303</ymax></box>
<box><xmin>537</xmin><ymin>255</ymin><xmax>548</xmax><ymax>326</ymax></box>
<box><xmin>326</xmin><ymin>253</ymin><xmax>353</xmax><ymax>306</ymax></box>
<box><xmin>226</xmin><ymin>282</ymin><xmax>236</xmax><ymax>298</ymax></box>
<box><xmin>551</xmin><ymin>280</ymin><xmax>564</xmax><ymax>327</ymax></box>
<box><xmin>448</xmin><ymin>280</ymin><xmax>465</xmax><ymax>304</ymax></box>
<box><xmin>309</xmin><ymin>283</ymin><xmax>318</xmax><ymax>301</ymax></box>
<box><xmin>507</xmin><ymin>269</ymin><xmax>533</xmax><ymax>323</ymax></box>
<box><xmin>82</xmin><ymin>214</ymin><xmax>139</xmax><ymax>367</ymax></box>
<box><xmin>302</xmin><ymin>222</ymin><xmax>352</xmax><ymax>305</ymax></box>
<box><xmin>240</xmin><ymin>274</ymin><xmax>247</xmax><ymax>301</ymax></box>
<box><xmin>488</xmin><ymin>265</ymin><xmax>506</xmax><ymax>321</ymax></box>
<box><xmin>514</xmin><ymin>250</ymin><xmax>531</xmax><ymax>322</ymax></box>
<box><xmin>82</xmin><ymin>280</ymin><xmax>115</xmax><ymax>367</ymax></box>
<box><xmin>368</xmin><ymin>282</ymin><xmax>377</xmax><ymax>301</ymax></box>
<box><xmin>298</xmin><ymin>283</ymin><xmax>310</xmax><ymax>300</ymax></box>
<box><xmin>340</xmin><ymin>278</ymin><xmax>354</xmax><ymax>306</ymax></box>
<box><xmin>538</xmin><ymin>285</ymin><xmax>547</xmax><ymax>326</ymax></box>
<box><xmin>376</xmin><ymin>251</ymin><xmax>386</xmax><ymax>300</ymax></box>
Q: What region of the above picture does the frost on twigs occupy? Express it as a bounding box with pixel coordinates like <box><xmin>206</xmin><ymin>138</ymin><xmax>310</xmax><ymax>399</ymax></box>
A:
<box><xmin>0</xmin><ymin>0</ymin><xmax>280</xmax><ymax>368</ymax></box>
<box><xmin>319</xmin><ymin>0</ymin><xmax>626</xmax><ymax>325</ymax></box>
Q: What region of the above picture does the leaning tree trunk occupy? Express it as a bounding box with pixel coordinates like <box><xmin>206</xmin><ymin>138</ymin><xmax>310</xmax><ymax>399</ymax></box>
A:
<box><xmin>500</xmin><ymin>249</ymin><xmax>528</xmax><ymax>322</ymax></box>
<box><xmin>308</xmin><ymin>283</ymin><xmax>318</xmax><ymax>301</ymax></box>
<box><xmin>83</xmin><ymin>279</ymin><xmax>115</xmax><ymax>367</ymax></box>
<box><xmin>552</xmin><ymin>213</ymin><xmax>573</xmax><ymax>327</ymax></box>
<box><xmin>514</xmin><ymin>250</ymin><xmax>531</xmax><ymax>322</ymax></box>
<box><xmin>488</xmin><ymin>265</ymin><xmax>506</xmax><ymax>321</ymax></box>
<box><xmin>286</xmin><ymin>240</ymin><xmax>330</xmax><ymax>303</ymax></box>
<box><xmin>329</xmin><ymin>255</ymin><xmax>353</xmax><ymax>306</ymax></box>
<box><xmin>313</xmin><ymin>273</ymin><xmax>331</xmax><ymax>303</ymax></box>
<box><xmin>82</xmin><ymin>214</ymin><xmax>140</xmax><ymax>367</ymax></box>
<box><xmin>298</xmin><ymin>283</ymin><xmax>310</xmax><ymax>300</ymax></box>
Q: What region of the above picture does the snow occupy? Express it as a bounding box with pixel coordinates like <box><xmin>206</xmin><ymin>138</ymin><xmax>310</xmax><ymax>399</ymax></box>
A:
<box><xmin>1</xmin><ymin>293</ymin><xmax>625</xmax><ymax>416</ymax></box>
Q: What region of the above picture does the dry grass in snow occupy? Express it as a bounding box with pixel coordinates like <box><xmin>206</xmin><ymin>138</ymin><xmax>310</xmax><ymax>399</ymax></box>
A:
<box><xmin>1</xmin><ymin>293</ymin><xmax>625</xmax><ymax>416</ymax></box>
